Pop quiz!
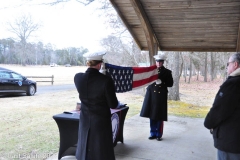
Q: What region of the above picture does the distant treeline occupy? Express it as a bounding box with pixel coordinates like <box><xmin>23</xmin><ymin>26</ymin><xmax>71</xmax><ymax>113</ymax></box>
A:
<box><xmin>0</xmin><ymin>38</ymin><xmax>234</xmax><ymax>84</ymax></box>
<box><xmin>0</xmin><ymin>38</ymin><xmax>89</xmax><ymax>66</ymax></box>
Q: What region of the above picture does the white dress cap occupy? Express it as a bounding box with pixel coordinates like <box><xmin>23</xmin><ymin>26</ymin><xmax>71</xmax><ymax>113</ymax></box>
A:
<box><xmin>83</xmin><ymin>51</ymin><xmax>106</xmax><ymax>61</ymax></box>
<box><xmin>153</xmin><ymin>51</ymin><xmax>166</xmax><ymax>60</ymax></box>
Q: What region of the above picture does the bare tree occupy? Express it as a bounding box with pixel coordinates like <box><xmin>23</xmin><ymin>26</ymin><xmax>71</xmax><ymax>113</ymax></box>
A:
<box><xmin>188</xmin><ymin>54</ymin><xmax>192</xmax><ymax>83</ymax></box>
<box><xmin>183</xmin><ymin>62</ymin><xmax>187</xmax><ymax>82</ymax></box>
<box><xmin>191</xmin><ymin>52</ymin><xmax>201</xmax><ymax>81</ymax></box>
<box><xmin>35</xmin><ymin>0</ymin><xmax>94</xmax><ymax>6</ymax></box>
<box><xmin>179</xmin><ymin>52</ymin><xmax>183</xmax><ymax>79</ymax></box>
<box><xmin>210</xmin><ymin>52</ymin><xmax>216</xmax><ymax>81</ymax></box>
<box><xmin>0</xmin><ymin>38</ymin><xmax>15</xmax><ymax>64</ymax></box>
<box><xmin>204</xmin><ymin>52</ymin><xmax>208</xmax><ymax>82</ymax></box>
<box><xmin>168</xmin><ymin>52</ymin><xmax>180</xmax><ymax>101</ymax></box>
<box><xmin>101</xmin><ymin>35</ymin><xmax>145</xmax><ymax>66</ymax></box>
<box><xmin>7</xmin><ymin>14</ymin><xmax>40</xmax><ymax>65</ymax></box>
<box><xmin>219</xmin><ymin>52</ymin><xmax>231</xmax><ymax>80</ymax></box>
<box><xmin>7</xmin><ymin>14</ymin><xmax>40</xmax><ymax>45</ymax></box>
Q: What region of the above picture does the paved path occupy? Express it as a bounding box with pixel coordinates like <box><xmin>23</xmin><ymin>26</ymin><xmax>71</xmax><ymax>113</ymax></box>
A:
<box><xmin>47</xmin><ymin>114</ymin><xmax>216</xmax><ymax>160</ymax></box>
<box><xmin>114</xmin><ymin>114</ymin><xmax>216</xmax><ymax>160</ymax></box>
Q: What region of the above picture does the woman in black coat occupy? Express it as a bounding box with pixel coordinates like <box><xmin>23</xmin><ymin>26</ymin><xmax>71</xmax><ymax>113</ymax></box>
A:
<box><xmin>74</xmin><ymin>51</ymin><xmax>119</xmax><ymax>160</ymax></box>
<box><xmin>140</xmin><ymin>52</ymin><xmax>173</xmax><ymax>141</ymax></box>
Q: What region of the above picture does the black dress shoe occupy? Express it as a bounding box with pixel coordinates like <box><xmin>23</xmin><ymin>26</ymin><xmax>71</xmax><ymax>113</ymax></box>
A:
<box><xmin>156</xmin><ymin>137</ymin><xmax>162</xmax><ymax>141</ymax></box>
<box><xmin>148</xmin><ymin>136</ymin><xmax>156</xmax><ymax>140</ymax></box>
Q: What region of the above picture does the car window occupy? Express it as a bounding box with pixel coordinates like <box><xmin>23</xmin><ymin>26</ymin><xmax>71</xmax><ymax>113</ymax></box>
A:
<box><xmin>0</xmin><ymin>71</ymin><xmax>11</xmax><ymax>79</ymax></box>
<box><xmin>11</xmin><ymin>73</ymin><xmax>23</xmax><ymax>80</ymax></box>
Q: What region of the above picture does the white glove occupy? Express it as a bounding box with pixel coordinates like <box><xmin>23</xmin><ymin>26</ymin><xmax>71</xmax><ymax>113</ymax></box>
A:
<box><xmin>156</xmin><ymin>79</ymin><xmax>162</xmax><ymax>84</ymax></box>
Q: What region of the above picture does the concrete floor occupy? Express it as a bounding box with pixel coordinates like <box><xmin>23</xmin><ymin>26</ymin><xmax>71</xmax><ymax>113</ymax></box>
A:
<box><xmin>47</xmin><ymin>114</ymin><xmax>216</xmax><ymax>160</ymax></box>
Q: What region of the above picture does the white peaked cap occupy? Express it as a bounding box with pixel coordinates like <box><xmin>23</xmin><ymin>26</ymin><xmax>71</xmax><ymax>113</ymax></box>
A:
<box><xmin>83</xmin><ymin>51</ymin><xmax>106</xmax><ymax>61</ymax></box>
<box><xmin>153</xmin><ymin>51</ymin><xmax>166</xmax><ymax>60</ymax></box>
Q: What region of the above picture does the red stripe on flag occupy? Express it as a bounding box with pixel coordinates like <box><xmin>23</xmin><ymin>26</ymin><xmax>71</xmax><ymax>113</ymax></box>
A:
<box><xmin>132</xmin><ymin>74</ymin><xmax>158</xmax><ymax>88</ymax></box>
<box><xmin>132</xmin><ymin>65</ymin><xmax>157</xmax><ymax>74</ymax></box>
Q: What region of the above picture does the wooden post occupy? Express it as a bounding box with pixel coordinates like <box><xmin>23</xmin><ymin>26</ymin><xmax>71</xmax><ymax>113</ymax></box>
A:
<box><xmin>52</xmin><ymin>75</ymin><xmax>54</xmax><ymax>85</ymax></box>
<box><xmin>237</xmin><ymin>22</ymin><xmax>240</xmax><ymax>52</ymax></box>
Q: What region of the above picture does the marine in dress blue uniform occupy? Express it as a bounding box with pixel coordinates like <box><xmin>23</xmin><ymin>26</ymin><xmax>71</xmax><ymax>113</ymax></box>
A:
<box><xmin>74</xmin><ymin>51</ymin><xmax>119</xmax><ymax>160</ymax></box>
<box><xmin>140</xmin><ymin>52</ymin><xmax>173</xmax><ymax>141</ymax></box>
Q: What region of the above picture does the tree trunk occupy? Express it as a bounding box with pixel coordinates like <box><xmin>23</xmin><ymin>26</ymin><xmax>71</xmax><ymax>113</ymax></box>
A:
<box><xmin>179</xmin><ymin>52</ymin><xmax>183</xmax><ymax>79</ymax></box>
<box><xmin>184</xmin><ymin>63</ymin><xmax>187</xmax><ymax>83</ymax></box>
<box><xmin>197</xmin><ymin>68</ymin><xmax>199</xmax><ymax>80</ymax></box>
<box><xmin>168</xmin><ymin>52</ymin><xmax>180</xmax><ymax>101</ymax></box>
<box><xmin>210</xmin><ymin>52</ymin><xmax>214</xmax><ymax>81</ymax></box>
<box><xmin>188</xmin><ymin>55</ymin><xmax>192</xmax><ymax>83</ymax></box>
<box><xmin>204</xmin><ymin>52</ymin><xmax>208</xmax><ymax>82</ymax></box>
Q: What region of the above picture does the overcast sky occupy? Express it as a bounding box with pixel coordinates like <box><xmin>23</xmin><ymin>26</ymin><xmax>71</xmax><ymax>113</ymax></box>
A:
<box><xmin>0</xmin><ymin>0</ymin><xmax>113</xmax><ymax>52</ymax></box>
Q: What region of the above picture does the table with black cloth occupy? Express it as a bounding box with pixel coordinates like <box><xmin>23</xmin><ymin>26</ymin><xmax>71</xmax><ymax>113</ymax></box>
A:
<box><xmin>53</xmin><ymin>106</ymin><xmax>129</xmax><ymax>159</ymax></box>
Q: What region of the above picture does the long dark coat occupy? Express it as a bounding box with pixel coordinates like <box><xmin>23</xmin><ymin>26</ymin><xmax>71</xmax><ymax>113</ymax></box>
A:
<box><xmin>74</xmin><ymin>68</ymin><xmax>118</xmax><ymax>160</ymax></box>
<box><xmin>140</xmin><ymin>66</ymin><xmax>173</xmax><ymax>121</ymax></box>
<box><xmin>204</xmin><ymin>69</ymin><xmax>240</xmax><ymax>153</ymax></box>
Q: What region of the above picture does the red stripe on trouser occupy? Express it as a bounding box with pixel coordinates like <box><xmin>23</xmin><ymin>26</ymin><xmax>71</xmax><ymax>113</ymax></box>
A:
<box><xmin>150</xmin><ymin>119</ymin><xmax>164</xmax><ymax>137</ymax></box>
<box><xmin>159</xmin><ymin>121</ymin><xmax>164</xmax><ymax>138</ymax></box>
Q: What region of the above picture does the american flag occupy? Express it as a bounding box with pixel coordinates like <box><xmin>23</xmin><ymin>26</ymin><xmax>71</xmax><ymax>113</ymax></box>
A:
<box><xmin>105</xmin><ymin>63</ymin><xmax>158</xmax><ymax>93</ymax></box>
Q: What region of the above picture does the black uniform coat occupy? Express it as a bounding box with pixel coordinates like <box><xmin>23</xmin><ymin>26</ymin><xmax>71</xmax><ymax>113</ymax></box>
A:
<box><xmin>140</xmin><ymin>66</ymin><xmax>173</xmax><ymax>121</ymax></box>
<box><xmin>204</xmin><ymin>68</ymin><xmax>240</xmax><ymax>153</ymax></box>
<box><xmin>74</xmin><ymin>68</ymin><xmax>118</xmax><ymax>160</ymax></box>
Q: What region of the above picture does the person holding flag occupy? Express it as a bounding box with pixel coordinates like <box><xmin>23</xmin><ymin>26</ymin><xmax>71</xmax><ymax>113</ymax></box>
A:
<box><xmin>140</xmin><ymin>52</ymin><xmax>173</xmax><ymax>141</ymax></box>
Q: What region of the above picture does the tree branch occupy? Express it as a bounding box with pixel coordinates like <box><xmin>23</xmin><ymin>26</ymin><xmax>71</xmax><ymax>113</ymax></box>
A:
<box><xmin>33</xmin><ymin>0</ymin><xmax>94</xmax><ymax>6</ymax></box>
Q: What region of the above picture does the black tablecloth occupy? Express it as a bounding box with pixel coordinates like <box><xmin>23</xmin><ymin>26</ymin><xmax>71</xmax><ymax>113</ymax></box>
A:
<box><xmin>53</xmin><ymin>106</ymin><xmax>129</xmax><ymax>159</ymax></box>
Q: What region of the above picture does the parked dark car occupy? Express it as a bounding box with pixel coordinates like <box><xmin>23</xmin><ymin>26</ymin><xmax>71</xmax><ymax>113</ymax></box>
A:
<box><xmin>0</xmin><ymin>67</ymin><xmax>37</xmax><ymax>96</ymax></box>
<box><xmin>65</xmin><ymin>64</ymin><xmax>71</xmax><ymax>67</ymax></box>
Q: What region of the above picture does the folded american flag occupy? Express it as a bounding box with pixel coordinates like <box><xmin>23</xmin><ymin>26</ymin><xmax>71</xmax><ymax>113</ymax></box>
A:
<box><xmin>105</xmin><ymin>63</ymin><xmax>158</xmax><ymax>93</ymax></box>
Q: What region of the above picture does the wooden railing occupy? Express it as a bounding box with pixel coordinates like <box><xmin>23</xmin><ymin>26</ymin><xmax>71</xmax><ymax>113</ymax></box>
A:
<box><xmin>26</xmin><ymin>75</ymin><xmax>54</xmax><ymax>85</ymax></box>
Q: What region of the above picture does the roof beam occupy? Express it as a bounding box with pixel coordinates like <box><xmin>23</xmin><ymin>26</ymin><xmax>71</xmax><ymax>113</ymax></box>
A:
<box><xmin>129</xmin><ymin>0</ymin><xmax>160</xmax><ymax>65</ymax></box>
<box><xmin>237</xmin><ymin>22</ymin><xmax>240</xmax><ymax>52</ymax></box>
<box><xmin>159</xmin><ymin>48</ymin><xmax>235</xmax><ymax>52</ymax></box>
<box><xmin>109</xmin><ymin>0</ymin><xmax>142</xmax><ymax>50</ymax></box>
